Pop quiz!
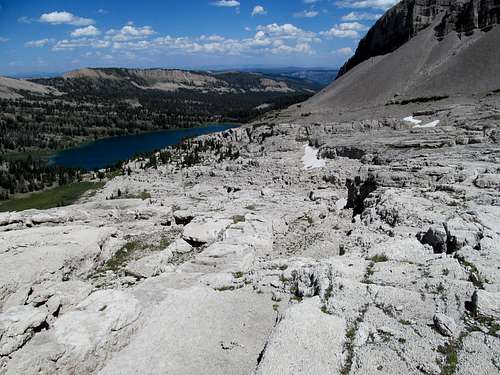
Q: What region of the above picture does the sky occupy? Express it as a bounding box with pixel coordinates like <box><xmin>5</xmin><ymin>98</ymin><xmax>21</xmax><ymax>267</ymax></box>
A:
<box><xmin>0</xmin><ymin>0</ymin><xmax>399</xmax><ymax>75</ymax></box>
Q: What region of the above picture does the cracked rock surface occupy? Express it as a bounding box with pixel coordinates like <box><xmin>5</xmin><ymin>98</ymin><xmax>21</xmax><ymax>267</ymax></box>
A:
<box><xmin>0</xmin><ymin>99</ymin><xmax>500</xmax><ymax>374</ymax></box>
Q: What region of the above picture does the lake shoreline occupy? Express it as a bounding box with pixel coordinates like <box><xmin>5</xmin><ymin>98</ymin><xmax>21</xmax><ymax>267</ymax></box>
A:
<box><xmin>0</xmin><ymin>122</ymin><xmax>243</xmax><ymax>163</ymax></box>
<box><xmin>49</xmin><ymin>123</ymin><xmax>240</xmax><ymax>171</ymax></box>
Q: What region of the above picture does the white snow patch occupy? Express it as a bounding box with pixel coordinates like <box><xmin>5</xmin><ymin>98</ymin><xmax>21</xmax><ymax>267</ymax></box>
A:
<box><xmin>402</xmin><ymin>116</ymin><xmax>422</xmax><ymax>125</ymax></box>
<box><xmin>414</xmin><ymin>120</ymin><xmax>440</xmax><ymax>128</ymax></box>
<box><xmin>302</xmin><ymin>145</ymin><xmax>325</xmax><ymax>170</ymax></box>
<box><xmin>335</xmin><ymin>198</ymin><xmax>347</xmax><ymax>210</ymax></box>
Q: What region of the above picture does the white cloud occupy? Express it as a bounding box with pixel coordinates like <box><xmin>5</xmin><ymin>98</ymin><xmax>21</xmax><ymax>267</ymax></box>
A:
<box><xmin>0</xmin><ymin>37</ymin><xmax>8</xmax><ymax>43</ymax></box>
<box><xmin>39</xmin><ymin>11</ymin><xmax>95</xmax><ymax>26</ymax></box>
<box><xmin>335</xmin><ymin>0</ymin><xmax>398</xmax><ymax>10</ymax></box>
<box><xmin>18</xmin><ymin>16</ymin><xmax>33</xmax><ymax>24</ymax></box>
<box><xmin>25</xmin><ymin>38</ymin><xmax>54</xmax><ymax>48</ymax></box>
<box><xmin>199</xmin><ymin>34</ymin><xmax>225</xmax><ymax>42</ymax></box>
<box><xmin>106</xmin><ymin>25</ymin><xmax>156</xmax><ymax>41</ymax></box>
<box><xmin>294</xmin><ymin>10</ymin><xmax>319</xmax><ymax>18</ymax></box>
<box><xmin>71</xmin><ymin>25</ymin><xmax>101</xmax><ymax>37</ymax></box>
<box><xmin>53</xmin><ymin>38</ymin><xmax>110</xmax><ymax>51</ymax></box>
<box><xmin>256</xmin><ymin>23</ymin><xmax>317</xmax><ymax>41</ymax></box>
<box><xmin>46</xmin><ymin>22</ymin><xmax>319</xmax><ymax>58</ymax></box>
<box><xmin>211</xmin><ymin>0</ymin><xmax>240</xmax><ymax>7</ymax></box>
<box><xmin>320</xmin><ymin>22</ymin><xmax>368</xmax><ymax>38</ymax></box>
<box><xmin>304</xmin><ymin>0</ymin><xmax>320</xmax><ymax>3</ymax></box>
<box><xmin>333</xmin><ymin>47</ymin><xmax>354</xmax><ymax>55</ymax></box>
<box><xmin>341</xmin><ymin>11</ymin><xmax>381</xmax><ymax>21</ymax></box>
<box><xmin>252</xmin><ymin>5</ymin><xmax>267</xmax><ymax>16</ymax></box>
<box><xmin>97</xmin><ymin>9</ymin><xmax>108</xmax><ymax>14</ymax></box>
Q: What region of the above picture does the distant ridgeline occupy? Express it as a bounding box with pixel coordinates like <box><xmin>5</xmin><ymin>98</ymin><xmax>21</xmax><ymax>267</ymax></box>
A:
<box><xmin>338</xmin><ymin>0</ymin><xmax>500</xmax><ymax>78</ymax></box>
<box><xmin>0</xmin><ymin>68</ymin><xmax>321</xmax><ymax>152</ymax></box>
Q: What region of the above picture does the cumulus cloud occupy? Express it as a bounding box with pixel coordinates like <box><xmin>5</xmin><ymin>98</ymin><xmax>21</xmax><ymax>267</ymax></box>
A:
<box><xmin>252</xmin><ymin>5</ymin><xmax>267</xmax><ymax>16</ymax></box>
<box><xmin>294</xmin><ymin>10</ymin><xmax>319</xmax><ymax>18</ymax></box>
<box><xmin>106</xmin><ymin>25</ymin><xmax>156</xmax><ymax>41</ymax></box>
<box><xmin>39</xmin><ymin>11</ymin><xmax>95</xmax><ymax>26</ymax></box>
<box><xmin>320</xmin><ymin>22</ymin><xmax>368</xmax><ymax>38</ymax></box>
<box><xmin>211</xmin><ymin>0</ymin><xmax>240</xmax><ymax>7</ymax></box>
<box><xmin>333</xmin><ymin>47</ymin><xmax>354</xmax><ymax>55</ymax></box>
<box><xmin>25</xmin><ymin>38</ymin><xmax>54</xmax><ymax>47</ymax></box>
<box><xmin>109</xmin><ymin>23</ymin><xmax>318</xmax><ymax>57</ymax></box>
<box><xmin>341</xmin><ymin>11</ymin><xmax>381</xmax><ymax>21</ymax></box>
<box><xmin>256</xmin><ymin>23</ymin><xmax>317</xmax><ymax>41</ymax></box>
<box><xmin>335</xmin><ymin>0</ymin><xmax>398</xmax><ymax>10</ymax></box>
<box><xmin>53</xmin><ymin>38</ymin><xmax>110</xmax><ymax>51</ymax></box>
<box><xmin>44</xmin><ymin>21</ymin><xmax>319</xmax><ymax>59</ymax></box>
<box><xmin>71</xmin><ymin>25</ymin><xmax>101</xmax><ymax>37</ymax></box>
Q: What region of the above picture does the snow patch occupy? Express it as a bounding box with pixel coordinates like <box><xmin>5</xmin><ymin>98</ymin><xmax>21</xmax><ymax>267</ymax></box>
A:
<box><xmin>302</xmin><ymin>145</ymin><xmax>325</xmax><ymax>170</ymax></box>
<box><xmin>335</xmin><ymin>198</ymin><xmax>347</xmax><ymax>210</ymax></box>
<box><xmin>414</xmin><ymin>120</ymin><xmax>440</xmax><ymax>128</ymax></box>
<box><xmin>402</xmin><ymin>116</ymin><xmax>422</xmax><ymax>125</ymax></box>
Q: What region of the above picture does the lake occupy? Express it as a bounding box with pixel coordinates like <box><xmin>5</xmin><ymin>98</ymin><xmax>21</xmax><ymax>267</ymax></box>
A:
<box><xmin>50</xmin><ymin>124</ymin><xmax>239</xmax><ymax>171</ymax></box>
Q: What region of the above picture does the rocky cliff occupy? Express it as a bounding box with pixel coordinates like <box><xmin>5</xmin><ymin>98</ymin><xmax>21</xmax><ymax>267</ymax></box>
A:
<box><xmin>288</xmin><ymin>0</ymin><xmax>500</xmax><ymax>121</ymax></box>
<box><xmin>338</xmin><ymin>0</ymin><xmax>500</xmax><ymax>78</ymax></box>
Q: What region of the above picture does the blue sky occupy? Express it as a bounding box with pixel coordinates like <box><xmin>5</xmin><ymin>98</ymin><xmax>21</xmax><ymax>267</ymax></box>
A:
<box><xmin>0</xmin><ymin>0</ymin><xmax>398</xmax><ymax>75</ymax></box>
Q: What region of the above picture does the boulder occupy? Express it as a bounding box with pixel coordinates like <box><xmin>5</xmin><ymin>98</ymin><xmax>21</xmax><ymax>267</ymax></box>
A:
<box><xmin>433</xmin><ymin>313</ymin><xmax>458</xmax><ymax>337</ymax></box>
<box><xmin>418</xmin><ymin>224</ymin><xmax>448</xmax><ymax>253</ymax></box>
<box><xmin>472</xmin><ymin>290</ymin><xmax>500</xmax><ymax>319</ymax></box>
<box><xmin>474</xmin><ymin>174</ymin><xmax>500</xmax><ymax>189</ymax></box>
<box><xmin>173</xmin><ymin>210</ymin><xmax>195</xmax><ymax>225</ymax></box>
<box><xmin>166</xmin><ymin>238</ymin><xmax>193</xmax><ymax>254</ymax></box>
<box><xmin>26</xmin><ymin>280</ymin><xmax>93</xmax><ymax>315</ymax></box>
<box><xmin>0</xmin><ymin>226</ymin><xmax>116</xmax><ymax>308</ymax></box>
<box><xmin>445</xmin><ymin>217</ymin><xmax>482</xmax><ymax>252</ymax></box>
<box><xmin>0</xmin><ymin>305</ymin><xmax>48</xmax><ymax>356</ymax></box>
<box><xmin>6</xmin><ymin>290</ymin><xmax>141</xmax><ymax>375</ymax></box>
<box><xmin>182</xmin><ymin>218</ymin><xmax>232</xmax><ymax>246</ymax></box>
<box><xmin>124</xmin><ymin>250</ymin><xmax>174</xmax><ymax>278</ymax></box>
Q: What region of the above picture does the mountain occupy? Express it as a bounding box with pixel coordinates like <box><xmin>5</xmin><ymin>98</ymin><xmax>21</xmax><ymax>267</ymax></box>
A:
<box><xmin>296</xmin><ymin>0</ymin><xmax>500</xmax><ymax>119</ymax></box>
<box><xmin>239</xmin><ymin>67</ymin><xmax>340</xmax><ymax>87</ymax></box>
<box><xmin>0</xmin><ymin>76</ymin><xmax>61</xmax><ymax>99</ymax></box>
<box><xmin>0</xmin><ymin>68</ymin><xmax>319</xmax><ymax>153</ymax></box>
<box><xmin>52</xmin><ymin>67</ymin><xmax>321</xmax><ymax>94</ymax></box>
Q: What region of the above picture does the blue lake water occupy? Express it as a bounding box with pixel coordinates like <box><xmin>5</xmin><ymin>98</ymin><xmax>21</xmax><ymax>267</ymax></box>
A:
<box><xmin>50</xmin><ymin>124</ymin><xmax>239</xmax><ymax>171</ymax></box>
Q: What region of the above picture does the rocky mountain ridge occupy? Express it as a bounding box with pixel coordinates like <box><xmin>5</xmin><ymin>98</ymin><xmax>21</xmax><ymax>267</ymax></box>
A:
<box><xmin>60</xmin><ymin>67</ymin><xmax>308</xmax><ymax>94</ymax></box>
<box><xmin>338</xmin><ymin>0</ymin><xmax>500</xmax><ymax>77</ymax></box>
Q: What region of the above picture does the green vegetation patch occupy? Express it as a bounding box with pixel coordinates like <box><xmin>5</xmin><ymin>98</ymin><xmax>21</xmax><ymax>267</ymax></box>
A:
<box><xmin>103</xmin><ymin>240</ymin><xmax>143</xmax><ymax>272</ymax></box>
<box><xmin>386</xmin><ymin>95</ymin><xmax>449</xmax><ymax>106</ymax></box>
<box><xmin>370</xmin><ymin>254</ymin><xmax>389</xmax><ymax>263</ymax></box>
<box><xmin>0</xmin><ymin>181</ymin><xmax>104</xmax><ymax>212</ymax></box>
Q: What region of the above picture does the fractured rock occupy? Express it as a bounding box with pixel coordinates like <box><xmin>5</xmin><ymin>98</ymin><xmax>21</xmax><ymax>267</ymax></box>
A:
<box><xmin>255</xmin><ymin>297</ymin><xmax>346</xmax><ymax>375</ymax></box>
<box><xmin>0</xmin><ymin>305</ymin><xmax>48</xmax><ymax>356</ymax></box>
<box><xmin>433</xmin><ymin>313</ymin><xmax>458</xmax><ymax>337</ymax></box>
<box><xmin>182</xmin><ymin>218</ymin><xmax>232</xmax><ymax>246</ymax></box>
<box><xmin>472</xmin><ymin>290</ymin><xmax>500</xmax><ymax>320</ymax></box>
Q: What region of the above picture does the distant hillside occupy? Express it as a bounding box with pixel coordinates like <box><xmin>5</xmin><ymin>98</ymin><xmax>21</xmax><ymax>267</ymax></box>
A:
<box><xmin>0</xmin><ymin>76</ymin><xmax>61</xmax><ymax>99</ymax></box>
<box><xmin>0</xmin><ymin>68</ymin><xmax>319</xmax><ymax>153</ymax></box>
<box><xmin>50</xmin><ymin>67</ymin><xmax>320</xmax><ymax>94</ymax></box>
